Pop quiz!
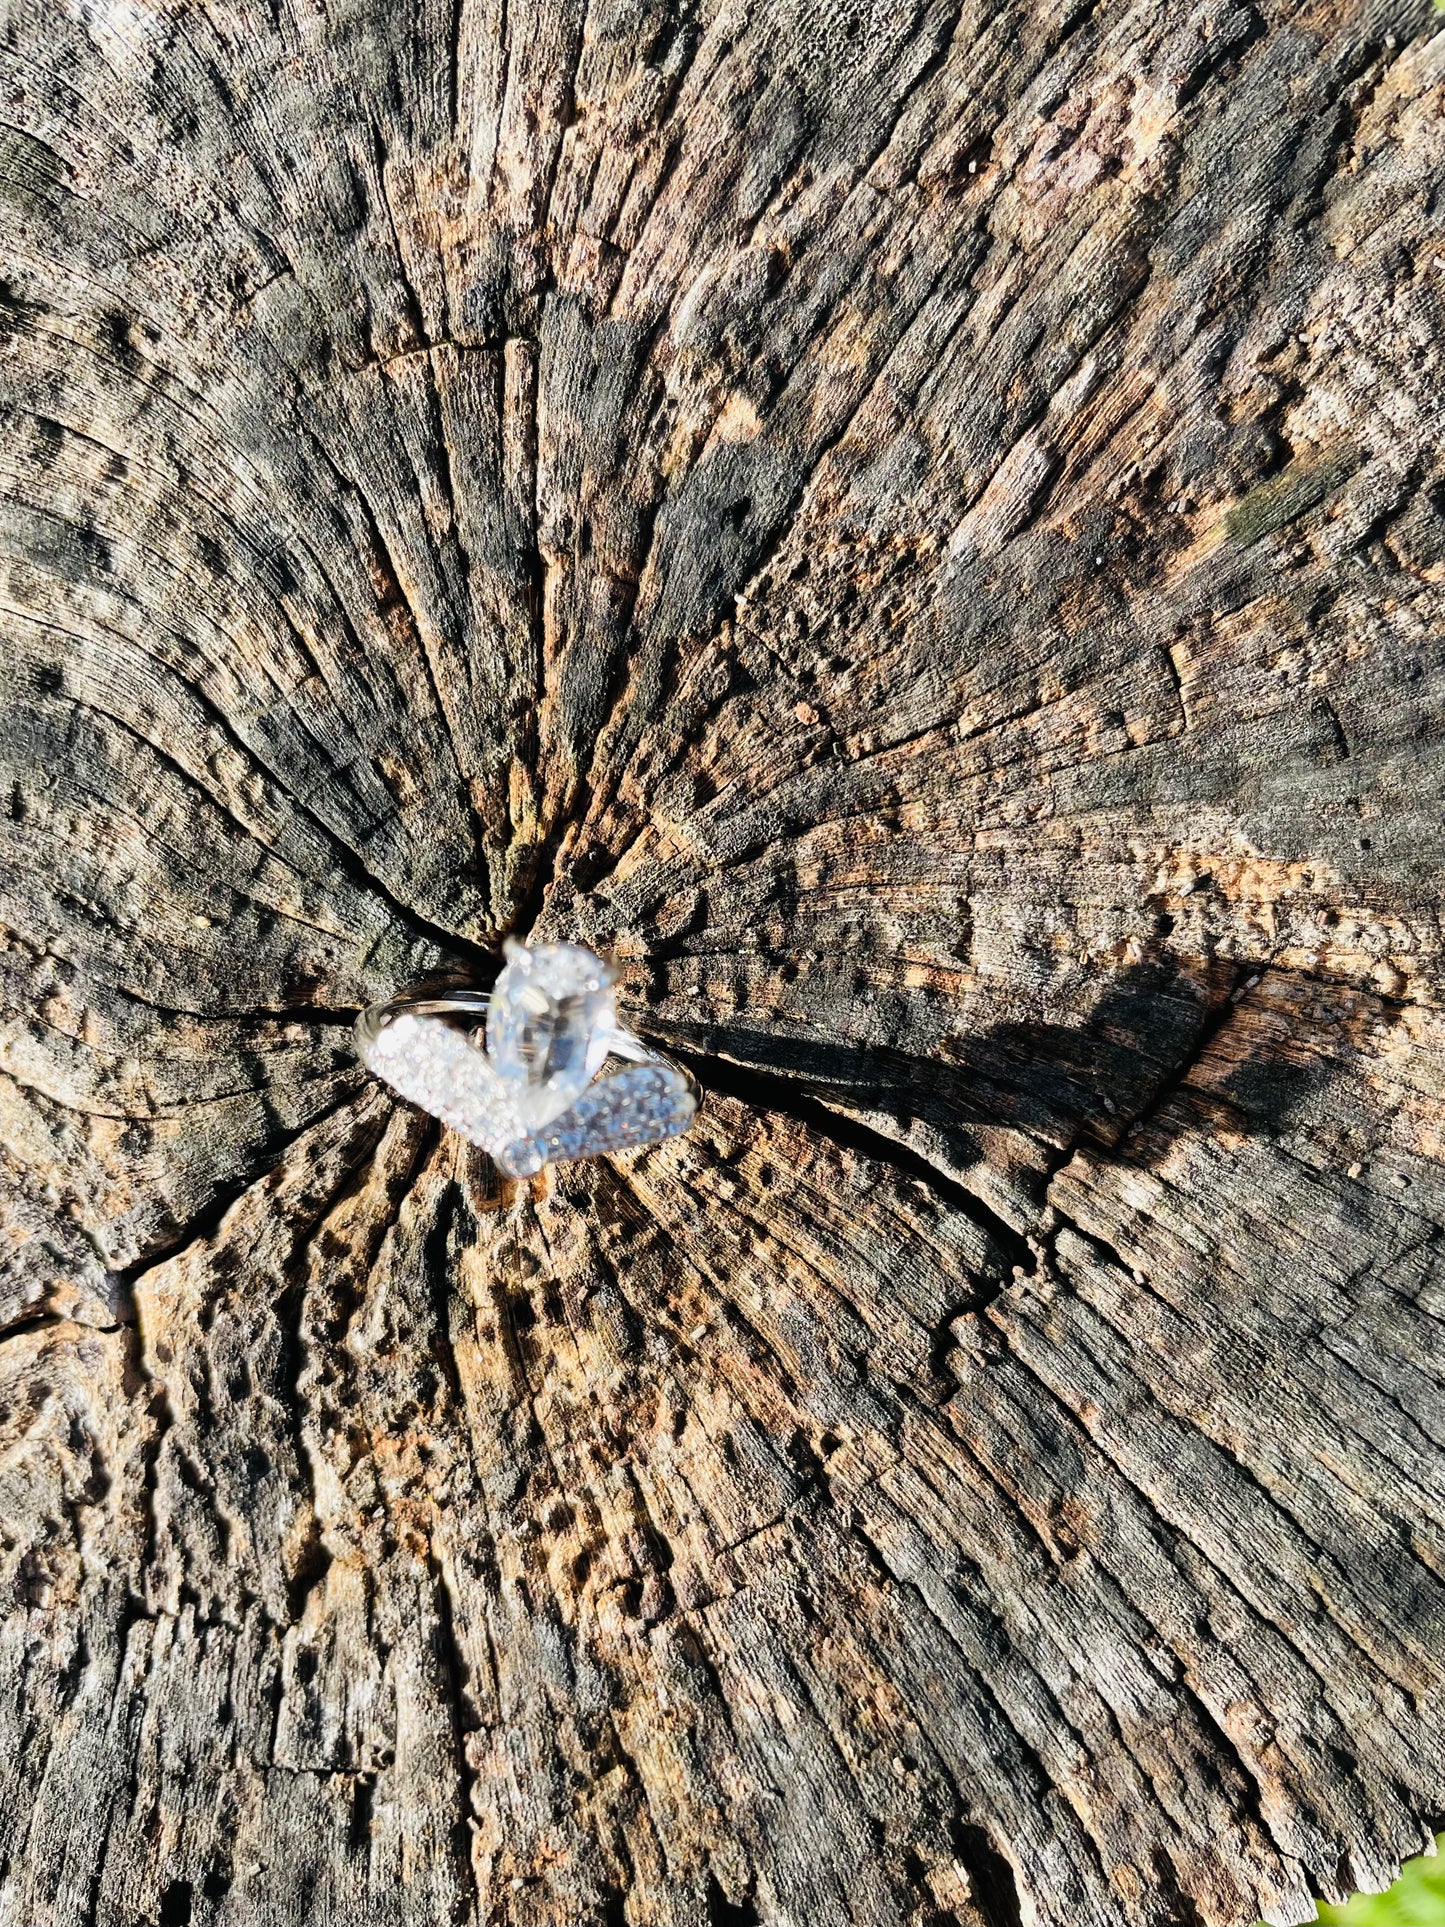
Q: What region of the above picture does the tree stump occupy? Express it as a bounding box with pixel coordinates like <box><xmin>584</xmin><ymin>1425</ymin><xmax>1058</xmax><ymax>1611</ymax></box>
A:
<box><xmin>1</xmin><ymin>1</ymin><xmax>1443</xmax><ymax>1922</ymax></box>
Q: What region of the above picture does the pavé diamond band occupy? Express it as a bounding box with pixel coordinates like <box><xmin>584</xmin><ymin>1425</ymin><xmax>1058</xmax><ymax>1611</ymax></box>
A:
<box><xmin>354</xmin><ymin>939</ymin><xmax>698</xmax><ymax>1178</ymax></box>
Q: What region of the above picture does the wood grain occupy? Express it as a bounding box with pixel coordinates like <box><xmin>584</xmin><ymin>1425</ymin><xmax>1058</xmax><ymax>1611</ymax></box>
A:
<box><xmin>1</xmin><ymin>0</ymin><xmax>1443</xmax><ymax>1922</ymax></box>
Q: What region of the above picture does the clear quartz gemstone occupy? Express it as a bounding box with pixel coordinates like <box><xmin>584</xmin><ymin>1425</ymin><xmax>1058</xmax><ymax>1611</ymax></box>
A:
<box><xmin>486</xmin><ymin>940</ymin><xmax>617</xmax><ymax>1130</ymax></box>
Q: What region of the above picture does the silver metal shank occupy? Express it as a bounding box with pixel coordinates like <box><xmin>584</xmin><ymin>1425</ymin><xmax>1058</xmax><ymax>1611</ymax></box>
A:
<box><xmin>354</xmin><ymin>988</ymin><xmax>493</xmax><ymax>1049</ymax></box>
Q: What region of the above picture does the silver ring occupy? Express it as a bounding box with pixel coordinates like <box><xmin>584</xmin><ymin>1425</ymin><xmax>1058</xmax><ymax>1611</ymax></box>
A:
<box><xmin>354</xmin><ymin>939</ymin><xmax>697</xmax><ymax>1178</ymax></box>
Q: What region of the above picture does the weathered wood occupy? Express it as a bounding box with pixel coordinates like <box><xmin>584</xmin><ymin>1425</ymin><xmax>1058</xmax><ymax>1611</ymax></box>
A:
<box><xmin>1</xmin><ymin>0</ymin><xmax>1443</xmax><ymax>1922</ymax></box>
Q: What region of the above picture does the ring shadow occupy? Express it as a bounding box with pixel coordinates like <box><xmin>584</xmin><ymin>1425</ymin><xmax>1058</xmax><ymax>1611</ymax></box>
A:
<box><xmin>646</xmin><ymin>954</ymin><xmax>1343</xmax><ymax>1211</ymax></box>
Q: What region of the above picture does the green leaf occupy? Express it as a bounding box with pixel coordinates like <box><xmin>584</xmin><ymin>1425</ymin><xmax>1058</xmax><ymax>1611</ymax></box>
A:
<box><xmin>1313</xmin><ymin>1841</ymin><xmax>1445</xmax><ymax>1925</ymax></box>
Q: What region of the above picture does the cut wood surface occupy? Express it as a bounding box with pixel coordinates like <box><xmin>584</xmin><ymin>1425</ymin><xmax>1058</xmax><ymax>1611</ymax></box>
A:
<box><xmin>1</xmin><ymin>0</ymin><xmax>1443</xmax><ymax>1922</ymax></box>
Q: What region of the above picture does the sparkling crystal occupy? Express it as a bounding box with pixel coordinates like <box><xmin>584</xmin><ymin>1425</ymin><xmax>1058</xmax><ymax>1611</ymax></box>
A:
<box><xmin>507</xmin><ymin>1063</ymin><xmax>696</xmax><ymax>1176</ymax></box>
<box><xmin>486</xmin><ymin>939</ymin><xmax>617</xmax><ymax>1131</ymax></box>
<box><xmin>362</xmin><ymin>1012</ymin><xmax>525</xmax><ymax>1149</ymax></box>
